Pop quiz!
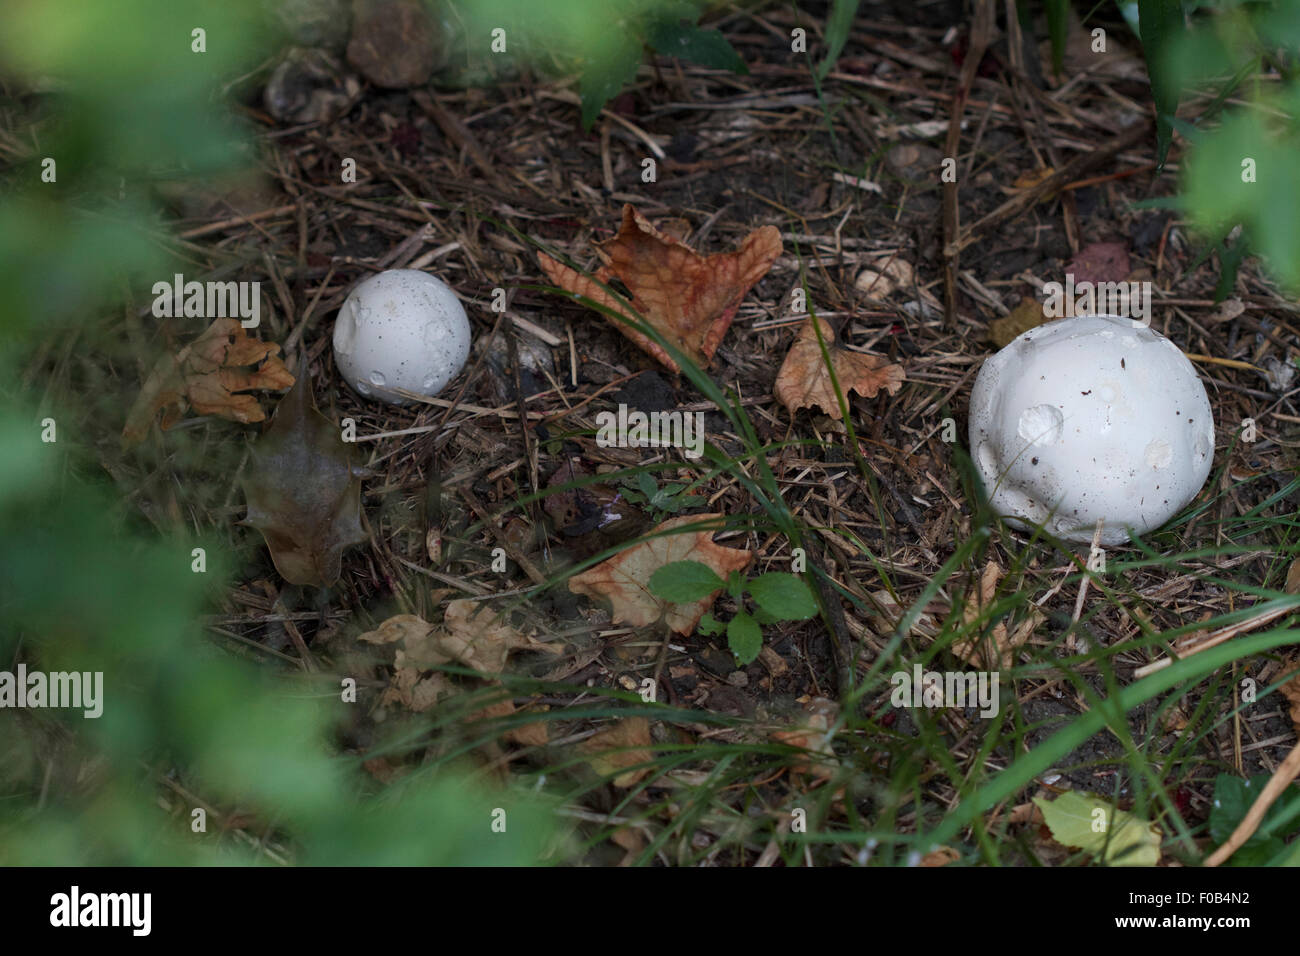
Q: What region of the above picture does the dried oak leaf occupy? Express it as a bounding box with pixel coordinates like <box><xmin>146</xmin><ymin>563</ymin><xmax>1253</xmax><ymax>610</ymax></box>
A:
<box><xmin>952</xmin><ymin>561</ymin><xmax>1043</xmax><ymax>669</ymax></box>
<box><xmin>241</xmin><ymin>370</ymin><xmax>367</xmax><ymax>587</ymax></box>
<box><xmin>436</xmin><ymin>599</ymin><xmax>560</xmax><ymax>675</ymax></box>
<box><xmin>774</xmin><ymin>316</ymin><xmax>905</xmax><ymax>419</ymax></box>
<box><xmin>537</xmin><ymin>204</ymin><xmax>782</xmax><ymax>373</ymax></box>
<box><xmin>581</xmin><ymin>717</ymin><xmax>654</xmax><ymax>787</ymax></box>
<box><xmin>567</xmin><ymin>513</ymin><xmax>752</xmax><ymax>635</ymax></box>
<box><xmin>122</xmin><ymin>318</ymin><xmax>294</xmax><ymax>447</ymax></box>
<box><xmin>359</xmin><ymin>604</ymin><xmax>559</xmax><ymax>676</ymax></box>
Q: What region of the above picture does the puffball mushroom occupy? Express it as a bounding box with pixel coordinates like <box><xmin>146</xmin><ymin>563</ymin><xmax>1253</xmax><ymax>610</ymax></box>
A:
<box><xmin>969</xmin><ymin>314</ymin><xmax>1214</xmax><ymax>546</ymax></box>
<box><xmin>332</xmin><ymin>269</ymin><xmax>470</xmax><ymax>405</ymax></box>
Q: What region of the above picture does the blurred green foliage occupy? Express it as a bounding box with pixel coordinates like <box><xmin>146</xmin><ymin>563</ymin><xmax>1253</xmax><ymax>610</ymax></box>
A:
<box><xmin>460</xmin><ymin>0</ymin><xmax>747</xmax><ymax>128</ymax></box>
<box><xmin>1037</xmin><ymin>0</ymin><xmax>1300</xmax><ymax>296</ymax></box>
<box><xmin>0</xmin><ymin>0</ymin><xmax>552</xmax><ymax>865</ymax></box>
<box><xmin>1168</xmin><ymin>0</ymin><xmax>1300</xmax><ymax>295</ymax></box>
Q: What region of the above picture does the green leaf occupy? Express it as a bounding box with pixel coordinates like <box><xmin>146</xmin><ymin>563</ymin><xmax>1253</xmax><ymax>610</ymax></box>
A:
<box><xmin>817</xmin><ymin>0</ymin><xmax>860</xmax><ymax>81</ymax></box>
<box><xmin>697</xmin><ymin>611</ymin><xmax>723</xmax><ymax>636</ymax></box>
<box><xmin>1184</xmin><ymin>104</ymin><xmax>1300</xmax><ymax>292</ymax></box>
<box><xmin>748</xmin><ymin>572</ymin><xmax>819</xmax><ymax>621</ymax></box>
<box><xmin>650</xmin><ymin>483</ymin><xmax>682</xmax><ymax>509</ymax></box>
<box><xmin>725</xmin><ymin>570</ymin><xmax>746</xmax><ymax>600</ymax></box>
<box><xmin>648</xmin><ymin>19</ymin><xmax>747</xmax><ymax>74</ymax></box>
<box><xmin>1045</xmin><ymin>0</ymin><xmax>1070</xmax><ymax>75</ymax></box>
<box><xmin>636</xmin><ymin>471</ymin><xmax>658</xmax><ymax>500</ymax></box>
<box><xmin>727</xmin><ymin>611</ymin><xmax>762</xmax><ymax>664</ymax></box>
<box><xmin>1137</xmin><ymin>0</ymin><xmax>1187</xmax><ymax>168</ymax></box>
<box><xmin>648</xmin><ymin>559</ymin><xmax>724</xmax><ymax>603</ymax></box>
<box><xmin>1033</xmin><ymin>792</ymin><xmax>1161</xmax><ymax>866</ymax></box>
<box><xmin>1208</xmin><ymin>774</ymin><xmax>1300</xmax><ymax>865</ymax></box>
<box><xmin>1213</xmin><ymin>228</ymin><xmax>1250</xmax><ymax>301</ymax></box>
<box><xmin>578</xmin><ymin>37</ymin><xmax>642</xmax><ymax>131</ymax></box>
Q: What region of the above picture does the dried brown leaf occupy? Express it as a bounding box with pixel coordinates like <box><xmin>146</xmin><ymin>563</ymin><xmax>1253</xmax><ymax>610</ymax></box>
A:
<box><xmin>538</xmin><ymin>204</ymin><xmax>782</xmax><ymax>373</ymax></box>
<box><xmin>567</xmin><ymin>513</ymin><xmax>752</xmax><ymax>635</ymax></box>
<box><xmin>988</xmin><ymin>296</ymin><xmax>1048</xmax><ymax>348</ymax></box>
<box><xmin>436</xmin><ymin>599</ymin><xmax>559</xmax><ymax>675</ymax></box>
<box><xmin>122</xmin><ymin>318</ymin><xmax>294</xmax><ymax>447</ymax></box>
<box><xmin>470</xmin><ymin>696</ymin><xmax>551</xmax><ymax>748</ymax></box>
<box><xmin>951</xmin><ymin>561</ymin><xmax>1042</xmax><ymax>668</ymax></box>
<box><xmin>774</xmin><ymin>316</ymin><xmax>904</xmax><ymax>419</ymax></box>
<box><xmin>918</xmin><ymin>846</ymin><xmax>960</xmax><ymax>866</ymax></box>
<box><xmin>581</xmin><ymin>717</ymin><xmax>654</xmax><ymax>787</ymax></box>
<box><xmin>771</xmin><ymin>697</ymin><xmax>839</xmax><ymax>781</ymax></box>
<box><xmin>241</xmin><ymin>369</ymin><xmax>366</xmax><ymax>587</ymax></box>
<box><xmin>1279</xmin><ymin>656</ymin><xmax>1300</xmax><ymax>735</ymax></box>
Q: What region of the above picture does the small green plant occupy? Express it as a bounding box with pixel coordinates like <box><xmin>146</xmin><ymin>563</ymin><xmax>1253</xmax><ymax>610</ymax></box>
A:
<box><xmin>1207</xmin><ymin>773</ymin><xmax>1300</xmax><ymax>865</ymax></box>
<box><xmin>619</xmin><ymin>470</ymin><xmax>705</xmax><ymax>519</ymax></box>
<box><xmin>649</xmin><ymin>562</ymin><xmax>818</xmax><ymax>664</ymax></box>
<box><xmin>1032</xmin><ymin>0</ymin><xmax>1300</xmax><ymax>296</ymax></box>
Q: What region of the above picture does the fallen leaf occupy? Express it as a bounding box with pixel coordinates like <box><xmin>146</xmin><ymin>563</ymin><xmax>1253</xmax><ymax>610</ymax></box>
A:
<box><xmin>383</xmin><ymin>663</ymin><xmax>455</xmax><ymax>713</ymax></box>
<box><xmin>582</xmin><ymin>717</ymin><xmax>654</xmax><ymax>787</ymax></box>
<box><xmin>568</xmin><ymin>513</ymin><xmax>752</xmax><ymax>635</ymax></box>
<box><xmin>1033</xmin><ymin>791</ymin><xmax>1161</xmax><ymax>866</ymax></box>
<box><xmin>1067</xmin><ymin>241</ymin><xmax>1131</xmax><ymax>287</ymax></box>
<box><xmin>359</xmin><ymin>604</ymin><xmax>559</xmax><ymax>677</ymax></box>
<box><xmin>773</xmin><ymin>316</ymin><xmax>905</xmax><ymax>419</ymax></box>
<box><xmin>870</xmin><ymin>589</ymin><xmax>941</xmax><ymax>639</ymax></box>
<box><xmin>361</xmin><ymin>755</ymin><xmax>406</xmax><ymax>783</ymax></box>
<box><xmin>357</xmin><ymin>614</ymin><xmax>431</xmax><ymax>646</ymax></box>
<box><xmin>123</xmin><ymin>318</ymin><xmax>294</xmax><ymax>447</ymax></box>
<box><xmin>917</xmin><ymin>846</ymin><xmax>960</xmax><ymax>866</ymax></box>
<box><xmin>1010</xmin><ymin>166</ymin><xmax>1056</xmax><ymax>191</ymax></box>
<box><xmin>241</xmin><ymin>368</ymin><xmax>367</xmax><ymax>587</ymax></box>
<box><xmin>853</xmin><ymin>255</ymin><xmax>914</xmax><ymax>300</ymax></box>
<box><xmin>988</xmin><ymin>296</ymin><xmax>1048</xmax><ymax>348</ymax></box>
<box><xmin>1206</xmin><ymin>297</ymin><xmax>1246</xmax><ymax>324</ymax></box>
<box><xmin>1007</xmin><ymin>800</ymin><xmax>1045</xmax><ymax>826</ymax></box>
<box><xmin>435</xmin><ymin>599</ymin><xmax>559</xmax><ymax>675</ymax></box>
<box><xmin>610</xmin><ymin>825</ymin><xmax>646</xmax><ymax>866</ymax></box>
<box><xmin>951</xmin><ymin>561</ymin><xmax>1042</xmax><ymax>668</ymax></box>
<box><xmin>1278</xmin><ymin>657</ymin><xmax>1300</xmax><ymax>735</ymax></box>
<box><xmin>469</xmin><ymin>696</ymin><xmax>551</xmax><ymax>748</ymax></box>
<box><xmin>538</xmin><ymin>204</ymin><xmax>782</xmax><ymax>373</ymax></box>
<box><xmin>357</xmin><ymin>614</ymin><xmax>452</xmax><ymax>712</ymax></box>
<box><xmin>771</xmin><ymin>697</ymin><xmax>838</xmax><ymax>781</ymax></box>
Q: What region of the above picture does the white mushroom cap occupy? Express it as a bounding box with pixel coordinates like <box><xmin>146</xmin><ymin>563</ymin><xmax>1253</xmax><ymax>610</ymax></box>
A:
<box><xmin>332</xmin><ymin>269</ymin><xmax>471</xmax><ymax>405</ymax></box>
<box><xmin>968</xmin><ymin>314</ymin><xmax>1214</xmax><ymax>546</ymax></box>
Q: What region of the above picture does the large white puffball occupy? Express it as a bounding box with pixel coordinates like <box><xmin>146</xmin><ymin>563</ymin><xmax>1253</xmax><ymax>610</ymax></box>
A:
<box><xmin>969</xmin><ymin>314</ymin><xmax>1214</xmax><ymax>546</ymax></box>
<box><xmin>333</xmin><ymin>269</ymin><xmax>470</xmax><ymax>405</ymax></box>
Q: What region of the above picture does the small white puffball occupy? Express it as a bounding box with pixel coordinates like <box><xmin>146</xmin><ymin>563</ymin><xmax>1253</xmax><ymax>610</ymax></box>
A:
<box><xmin>969</xmin><ymin>314</ymin><xmax>1214</xmax><ymax>546</ymax></box>
<box><xmin>332</xmin><ymin>269</ymin><xmax>470</xmax><ymax>405</ymax></box>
